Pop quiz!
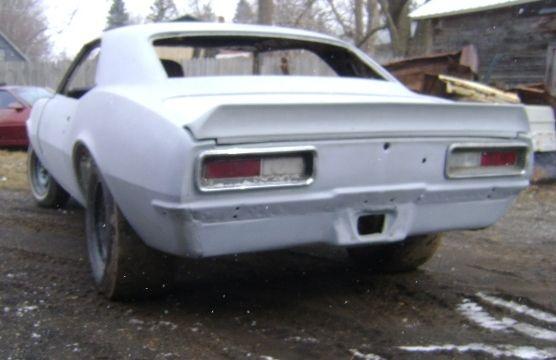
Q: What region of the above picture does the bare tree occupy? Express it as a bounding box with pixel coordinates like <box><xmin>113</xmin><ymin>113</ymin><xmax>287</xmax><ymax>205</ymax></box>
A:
<box><xmin>258</xmin><ymin>0</ymin><xmax>274</xmax><ymax>25</ymax></box>
<box><xmin>272</xmin><ymin>0</ymin><xmax>330</xmax><ymax>33</ymax></box>
<box><xmin>377</xmin><ymin>0</ymin><xmax>411</xmax><ymax>57</ymax></box>
<box><xmin>148</xmin><ymin>0</ymin><xmax>179</xmax><ymax>22</ymax></box>
<box><xmin>323</xmin><ymin>0</ymin><xmax>385</xmax><ymax>51</ymax></box>
<box><xmin>187</xmin><ymin>0</ymin><xmax>216</xmax><ymax>21</ymax></box>
<box><xmin>0</xmin><ymin>0</ymin><xmax>51</xmax><ymax>60</ymax></box>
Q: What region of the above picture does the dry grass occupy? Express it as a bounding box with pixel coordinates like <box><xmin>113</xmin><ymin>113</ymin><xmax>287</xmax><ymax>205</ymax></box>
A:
<box><xmin>0</xmin><ymin>150</ymin><xmax>28</xmax><ymax>191</ymax></box>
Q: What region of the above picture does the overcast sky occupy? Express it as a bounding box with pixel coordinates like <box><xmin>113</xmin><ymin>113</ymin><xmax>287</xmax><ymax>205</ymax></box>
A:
<box><xmin>44</xmin><ymin>0</ymin><xmax>239</xmax><ymax>58</ymax></box>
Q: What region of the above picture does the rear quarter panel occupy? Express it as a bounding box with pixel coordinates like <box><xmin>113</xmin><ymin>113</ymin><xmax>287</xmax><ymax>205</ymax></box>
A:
<box><xmin>68</xmin><ymin>88</ymin><xmax>196</xmax><ymax>249</ymax></box>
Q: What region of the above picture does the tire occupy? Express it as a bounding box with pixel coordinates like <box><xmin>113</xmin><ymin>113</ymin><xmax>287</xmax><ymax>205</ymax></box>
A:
<box><xmin>347</xmin><ymin>234</ymin><xmax>442</xmax><ymax>273</ymax></box>
<box><xmin>85</xmin><ymin>163</ymin><xmax>174</xmax><ymax>301</ymax></box>
<box><xmin>27</xmin><ymin>147</ymin><xmax>69</xmax><ymax>208</ymax></box>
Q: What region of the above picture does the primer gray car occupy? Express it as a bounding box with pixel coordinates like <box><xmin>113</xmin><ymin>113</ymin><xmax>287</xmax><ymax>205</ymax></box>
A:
<box><xmin>26</xmin><ymin>23</ymin><xmax>532</xmax><ymax>300</ymax></box>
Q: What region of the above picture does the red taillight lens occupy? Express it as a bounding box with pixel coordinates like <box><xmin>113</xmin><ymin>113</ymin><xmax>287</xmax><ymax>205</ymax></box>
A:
<box><xmin>447</xmin><ymin>144</ymin><xmax>527</xmax><ymax>178</ymax></box>
<box><xmin>199</xmin><ymin>150</ymin><xmax>315</xmax><ymax>191</ymax></box>
<box><xmin>480</xmin><ymin>151</ymin><xmax>518</xmax><ymax>167</ymax></box>
<box><xmin>204</xmin><ymin>158</ymin><xmax>261</xmax><ymax>179</ymax></box>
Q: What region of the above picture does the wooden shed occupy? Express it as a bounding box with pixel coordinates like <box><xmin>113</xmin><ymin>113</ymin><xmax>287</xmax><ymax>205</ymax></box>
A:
<box><xmin>0</xmin><ymin>30</ymin><xmax>28</xmax><ymax>63</ymax></box>
<box><xmin>410</xmin><ymin>0</ymin><xmax>556</xmax><ymax>87</ymax></box>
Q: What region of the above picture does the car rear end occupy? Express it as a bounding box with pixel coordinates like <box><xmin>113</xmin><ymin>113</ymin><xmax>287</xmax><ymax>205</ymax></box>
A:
<box><xmin>147</xmin><ymin>83</ymin><xmax>531</xmax><ymax>258</ymax></box>
<box><xmin>95</xmin><ymin>26</ymin><xmax>531</xmax><ymax>258</ymax></box>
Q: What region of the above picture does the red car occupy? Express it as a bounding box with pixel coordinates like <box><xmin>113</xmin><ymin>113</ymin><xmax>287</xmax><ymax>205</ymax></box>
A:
<box><xmin>0</xmin><ymin>86</ymin><xmax>53</xmax><ymax>148</ymax></box>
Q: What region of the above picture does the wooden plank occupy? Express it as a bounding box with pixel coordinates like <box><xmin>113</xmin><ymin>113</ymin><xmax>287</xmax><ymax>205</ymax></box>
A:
<box><xmin>546</xmin><ymin>44</ymin><xmax>556</xmax><ymax>96</ymax></box>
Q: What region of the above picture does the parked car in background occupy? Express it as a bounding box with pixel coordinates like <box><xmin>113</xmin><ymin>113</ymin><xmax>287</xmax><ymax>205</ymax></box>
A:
<box><xmin>27</xmin><ymin>23</ymin><xmax>533</xmax><ymax>301</ymax></box>
<box><xmin>0</xmin><ymin>86</ymin><xmax>53</xmax><ymax>148</ymax></box>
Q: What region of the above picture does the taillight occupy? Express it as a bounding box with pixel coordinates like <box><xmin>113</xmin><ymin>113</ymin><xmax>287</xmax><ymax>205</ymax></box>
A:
<box><xmin>199</xmin><ymin>147</ymin><xmax>315</xmax><ymax>191</ymax></box>
<box><xmin>480</xmin><ymin>151</ymin><xmax>518</xmax><ymax>167</ymax></box>
<box><xmin>204</xmin><ymin>158</ymin><xmax>261</xmax><ymax>179</ymax></box>
<box><xmin>446</xmin><ymin>144</ymin><xmax>528</xmax><ymax>178</ymax></box>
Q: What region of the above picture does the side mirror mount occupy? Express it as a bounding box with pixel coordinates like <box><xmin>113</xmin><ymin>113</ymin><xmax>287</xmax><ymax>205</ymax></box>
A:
<box><xmin>8</xmin><ymin>102</ymin><xmax>25</xmax><ymax>112</ymax></box>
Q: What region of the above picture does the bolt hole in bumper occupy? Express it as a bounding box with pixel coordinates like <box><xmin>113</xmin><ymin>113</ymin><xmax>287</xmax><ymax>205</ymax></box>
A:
<box><xmin>150</xmin><ymin>183</ymin><xmax>525</xmax><ymax>258</ymax></box>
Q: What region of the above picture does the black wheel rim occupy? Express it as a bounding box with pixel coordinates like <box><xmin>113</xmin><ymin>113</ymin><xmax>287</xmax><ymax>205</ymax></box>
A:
<box><xmin>89</xmin><ymin>181</ymin><xmax>113</xmax><ymax>281</ymax></box>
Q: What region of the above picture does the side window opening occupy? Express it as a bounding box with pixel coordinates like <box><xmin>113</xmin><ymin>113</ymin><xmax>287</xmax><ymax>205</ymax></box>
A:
<box><xmin>61</xmin><ymin>44</ymin><xmax>101</xmax><ymax>99</ymax></box>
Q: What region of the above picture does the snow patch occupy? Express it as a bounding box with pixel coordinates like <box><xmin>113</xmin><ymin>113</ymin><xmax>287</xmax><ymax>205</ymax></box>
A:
<box><xmin>129</xmin><ymin>318</ymin><xmax>144</xmax><ymax>326</ymax></box>
<box><xmin>458</xmin><ymin>299</ymin><xmax>556</xmax><ymax>341</ymax></box>
<box><xmin>284</xmin><ymin>336</ymin><xmax>319</xmax><ymax>344</ymax></box>
<box><xmin>349</xmin><ymin>349</ymin><xmax>386</xmax><ymax>360</ymax></box>
<box><xmin>477</xmin><ymin>292</ymin><xmax>556</xmax><ymax>324</ymax></box>
<box><xmin>458</xmin><ymin>299</ymin><xmax>514</xmax><ymax>331</ymax></box>
<box><xmin>512</xmin><ymin>322</ymin><xmax>556</xmax><ymax>342</ymax></box>
<box><xmin>400</xmin><ymin>343</ymin><xmax>556</xmax><ymax>359</ymax></box>
<box><xmin>157</xmin><ymin>321</ymin><xmax>178</xmax><ymax>331</ymax></box>
<box><xmin>16</xmin><ymin>305</ymin><xmax>38</xmax><ymax>317</ymax></box>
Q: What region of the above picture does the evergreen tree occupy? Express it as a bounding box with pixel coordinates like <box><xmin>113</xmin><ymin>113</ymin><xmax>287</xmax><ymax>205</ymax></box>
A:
<box><xmin>106</xmin><ymin>0</ymin><xmax>130</xmax><ymax>30</ymax></box>
<box><xmin>147</xmin><ymin>0</ymin><xmax>178</xmax><ymax>23</ymax></box>
<box><xmin>233</xmin><ymin>0</ymin><xmax>255</xmax><ymax>24</ymax></box>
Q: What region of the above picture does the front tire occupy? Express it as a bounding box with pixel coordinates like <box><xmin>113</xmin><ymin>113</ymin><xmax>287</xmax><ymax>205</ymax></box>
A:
<box><xmin>27</xmin><ymin>147</ymin><xmax>69</xmax><ymax>208</ymax></box>
<box><xmin>347</xmin><ymin>234</ymin><xmax>442</xmax><ymax>273</ymax></box>
<box><xmin>85</xmin><ymin>163</ymin><xmax>174</xmax><ymax>301</ymax></box>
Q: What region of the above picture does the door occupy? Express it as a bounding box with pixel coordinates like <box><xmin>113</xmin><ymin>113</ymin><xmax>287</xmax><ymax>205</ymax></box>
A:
<box><xmin>37</xmin><ymin>40</ymin><xmax>100</xmax><ymax>194</ymax></box>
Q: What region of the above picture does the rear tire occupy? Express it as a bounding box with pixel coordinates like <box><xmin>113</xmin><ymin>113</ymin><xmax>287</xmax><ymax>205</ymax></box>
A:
<box><xmin>347</xmin><ymin>234</ymin><xmax>442</xmax><ymax>273</ymax></box>
<box><xmin>85</xmin><ymin>163</ymin><xmax>174</xmax><ymax>301</ymax></box>
<box><xmin>27</xmin><ymin>147</ymin><xmax>69</xmax><ymax>208</ymax></box>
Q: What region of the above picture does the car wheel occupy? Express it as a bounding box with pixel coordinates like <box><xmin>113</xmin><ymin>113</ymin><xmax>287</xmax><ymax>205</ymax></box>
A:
<box><xmin>347</xmin><ymin>234</ymin><xmax>442</xmax><ymax>273</ymax></box>
<box><xmin>85</xmin><ymin>162</ymin><xmax>174</xmax><ymax>301</ymax></box>
<box><xmin>27</xmin><ymin>147</ymin><xmax>69</xmax><ymax>208</ymax></box>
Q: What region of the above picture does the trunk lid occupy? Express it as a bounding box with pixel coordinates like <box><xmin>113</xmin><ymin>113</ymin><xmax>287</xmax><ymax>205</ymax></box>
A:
<box><xmin>160</xmin><ymin>77</ymin><xmax>529</xmax><ymax>144</ymax></box>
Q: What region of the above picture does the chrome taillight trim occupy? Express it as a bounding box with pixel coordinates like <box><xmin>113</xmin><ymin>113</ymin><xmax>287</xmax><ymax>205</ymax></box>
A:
<box><xmin>445</xmin><ymin>142</ymin><xmax>529</xmax><ymax>179</ymax></box>
<box><xmin>196</xmin><ymin>146</ymin><xmax>317</xmax><ymax>192</ymax></box>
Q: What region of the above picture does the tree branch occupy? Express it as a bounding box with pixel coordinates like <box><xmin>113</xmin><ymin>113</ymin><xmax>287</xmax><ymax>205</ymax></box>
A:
<box><xmin>356</xmin><ymin>24</ymin><xmax>387</xmax><ymax>47</ymax></box>
<box><xmin>294</xmin><ymin>0</ymin><xmax>317</xmax><ymax>27</ymax></box>
<box><xmin>377</xmin><ymin>0</ymin><xmax>398</xmax><ymax>42</ymax></box>
<box><xmin>324</xmin><ymin>0</ymin><xmax>352</xmax><ymax>38</ymax></box>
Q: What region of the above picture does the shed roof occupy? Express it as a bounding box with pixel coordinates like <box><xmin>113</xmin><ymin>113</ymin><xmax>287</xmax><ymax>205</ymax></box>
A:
<box><xmin>410</xmin><ymin>0</ymin><xmax>541</xmax><ymax>20</ymax></box>
<box><xmin>0</xmin><ymin>29</ymin><xmax>28</xmax><ymax>62</ymax></box>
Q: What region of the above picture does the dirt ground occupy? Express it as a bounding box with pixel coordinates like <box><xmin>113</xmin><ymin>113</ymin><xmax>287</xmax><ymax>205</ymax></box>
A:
<box><xmin>0</xmin><ymin>150</ymin><xmax>555</xmax><ymax>359</ymax></box>
<box><xmin>0</xmin><ymin>150</ymin><xmax>28</xmax><ymax>191</ymax></box>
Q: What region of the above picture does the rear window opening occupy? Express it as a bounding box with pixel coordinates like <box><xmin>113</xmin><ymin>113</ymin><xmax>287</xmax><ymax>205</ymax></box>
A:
<box><xmin>153</xmin><ymin>36</ymin><xmax>384</xmax><ymax>79</ymax></box>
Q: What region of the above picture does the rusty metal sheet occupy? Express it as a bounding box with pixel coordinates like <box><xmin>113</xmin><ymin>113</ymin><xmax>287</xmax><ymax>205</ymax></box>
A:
<box><xmin>384</xmin><ymin>47</ymin><xmax>478</xmax><ymax>93</ymax></box>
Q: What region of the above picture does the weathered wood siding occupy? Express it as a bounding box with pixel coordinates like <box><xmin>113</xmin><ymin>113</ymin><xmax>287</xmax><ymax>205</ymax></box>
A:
<box><xmin>0</xmin><ymin>34</ymin><xmax>27</xmax><ymax>62</ymax></box>
<box><xmin>429</xmin><ymin>1</ymin><xmax>556</xmax><ymax>87</ymax></box>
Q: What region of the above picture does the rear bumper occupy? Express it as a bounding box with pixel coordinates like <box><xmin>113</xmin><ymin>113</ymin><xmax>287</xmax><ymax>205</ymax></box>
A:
<box><xmin>150</xmin><ymin>182</ymin><xmax>525</xmax><ymax>257</ymax></box>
